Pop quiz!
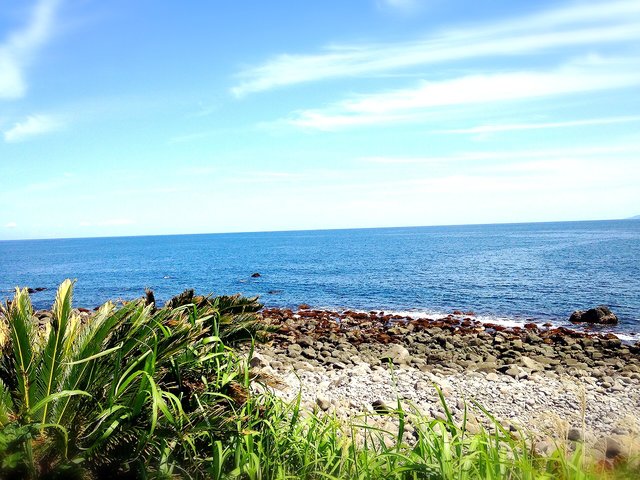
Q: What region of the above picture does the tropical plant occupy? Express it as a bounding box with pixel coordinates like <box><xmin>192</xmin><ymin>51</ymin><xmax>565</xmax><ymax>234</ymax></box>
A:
<box><xmin>162</xmin><ymin>289</ymin><xmax>270</xmax><ymax>345</ymax></box>
<box><xmin>0</xmin><ymin>280</ymin><xmax>254</xmax><ymax>478</ymax></box>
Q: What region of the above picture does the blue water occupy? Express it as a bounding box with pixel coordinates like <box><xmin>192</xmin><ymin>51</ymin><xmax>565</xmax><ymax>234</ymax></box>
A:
<box><xmin>1</xmin><ymin>220</ymin><xmax>639</xmax><ymax>334</ymax></box>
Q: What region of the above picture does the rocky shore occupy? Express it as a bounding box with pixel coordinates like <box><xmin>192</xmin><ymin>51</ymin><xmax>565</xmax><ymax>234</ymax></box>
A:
<box><xmin>249</xmin><ymin>307</ymin><xmax>640</xmax><ymax>462</ymax></box>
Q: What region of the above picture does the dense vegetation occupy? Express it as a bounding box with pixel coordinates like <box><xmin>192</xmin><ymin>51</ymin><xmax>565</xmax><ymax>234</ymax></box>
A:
<box><xmin>0</xmin><ymin>281</ymin><xmax>636</xmax><ymax>478</ymax></box>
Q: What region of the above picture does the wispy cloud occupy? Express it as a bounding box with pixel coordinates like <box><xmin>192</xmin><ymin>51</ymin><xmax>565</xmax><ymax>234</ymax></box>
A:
<box><xmin>376</xmin><ymin>0</ymin><xmax>423</xmax><ymax>13</ymax></box>
<box><xmin>232</xmin><ymin>0</ymin><xmax>640</xmax><ymax>96</ymax></box>
<box><xmin>0</xmin><ymin>0</ymin><xmax>61</xmax><ymax>100</ymax></box>
<box><xmin>227</xmin><ymin>171</ymin><xmax>305</xmax><ymax>184</ymax></box>
<box><xmin>3</xmin><ymin>114</ymin><xmax>65</xmax><ymax>142</ymax></box>
<box><xmin>79</xmin><ymin>218</ymin><xmax>135</xmax><ymax>228</ymax></box>
<box><xmin>286</xmin><ymin>56</ymin><xmax>640</xmax><ymax>130</ymax></box>
<box><xmin>4</xmin><ymin>222</ymin><xmax>17</xmax><ymax>228</ymax></box>
<box><xmin>360</xmin><ymin>144</ymin><xmax>640</xmax><ymax>165</ymax></box>
<box><xmin>434</xmin><ymin>115</ymin><xmax>640</xmax><ymax>135</ymax></box>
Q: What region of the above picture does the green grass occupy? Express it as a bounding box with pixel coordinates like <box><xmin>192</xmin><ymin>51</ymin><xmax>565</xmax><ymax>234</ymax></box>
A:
<box><xmin>0</xmin><ymin>281</ymin><xmax>637</xmax><ymax>479</ymax></box>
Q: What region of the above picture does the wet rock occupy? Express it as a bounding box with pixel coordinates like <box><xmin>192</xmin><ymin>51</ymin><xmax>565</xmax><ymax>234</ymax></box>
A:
<box><xmin>570</xmin><ymin>306</ymin><xmax>618</xmax><ymax>325</ymax></box>
<box><xmin>27</xmin><ymin>287</ymin><xmax>46</xmax><ymax>294</ymax></box>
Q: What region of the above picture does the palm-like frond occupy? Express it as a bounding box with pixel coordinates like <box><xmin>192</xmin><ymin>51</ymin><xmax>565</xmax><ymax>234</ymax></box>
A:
<box><xmin>3</xmin><ymin>288</ymin><xmax>38</xmax><ymax>418</ymax></box>
<box><xmin>0</xmin><ymin>281</ymin><xmax>270</xmax><ymax>478</ymax></box>
<box><xmin>33</xmin><ymin>279</ymin><xmax>74</xmax><ymax>426</ymax></box>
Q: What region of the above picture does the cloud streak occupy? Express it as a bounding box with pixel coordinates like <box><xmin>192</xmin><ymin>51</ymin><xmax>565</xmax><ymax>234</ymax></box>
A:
<box><xmin>360</xmin><ymin>144</ymin><xmax>640</xmax><ymax>165</ymax></box>
<box><xmin>3</xmin><ymin>114</ymin><xmax>65</xmax><ymax>142</ymax></box>
<box><xmin>0</xmin><ymin>0</ymin><xmax>61</xmax><ymax>100</ymax></box>
<box><xmin>286</xmin><ymin>56</ymin><xmax>640</xmax><ymax>130</ymax></box>
<box><xmin>232</xmin><ymin>0</ymin><xmax>640</xmax><ymax>96</ymax></box>
<box><xmin>435</xmin><ymin>115</ymin><xmax>640</xmax><ymax>135</ymax></box>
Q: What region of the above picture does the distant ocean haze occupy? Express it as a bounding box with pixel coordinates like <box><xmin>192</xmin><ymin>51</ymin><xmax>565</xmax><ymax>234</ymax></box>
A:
<box><xmin>1</xmin><ymin>220</ymin><xmax>639</xmax><ymax>337</ymax></box>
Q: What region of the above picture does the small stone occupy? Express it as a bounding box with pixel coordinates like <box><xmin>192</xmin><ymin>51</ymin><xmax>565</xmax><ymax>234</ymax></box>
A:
<box><xmin>249</xmin><ymin>352</ymin><xmax>269</xmax><ymax>369</ymax></box>
<box><xmin>372</xmin><ymin>400</ymin><xmax>390</xmax><ymax>413</ymax></box>
<box><xmin>602</xmin><ymin>437</ymin><xmax>623</xmax><ymax>459</ymax></box>
<box><xmin>567</xmin><ymin>428</ymin><xmax>583</xmax><ymax>442</ymax></box>
<box><xmin>316</xmin><ymin>395</ymin><xmax>331</xmax><ymax>411</ymax></box>
<box><xmin>287</xmin><ymin>344</ymin><xmax>303</xmax><ymax>357</ymax></box>
<box><xmin>301</xmin><ymin>347</ymin><xmax>317</xmax><ymax>359</ymax></box>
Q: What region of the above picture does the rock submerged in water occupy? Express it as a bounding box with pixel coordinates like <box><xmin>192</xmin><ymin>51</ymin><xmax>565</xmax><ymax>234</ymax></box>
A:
<box><xmin>27</xmin><ymin>287</ymin><xmax>46</xmax><ymax>294</ymax></box>
<box><xmin>569</xmin><ymin>305</ymin><xmax>618</xmax><ymax>325</ymax></box>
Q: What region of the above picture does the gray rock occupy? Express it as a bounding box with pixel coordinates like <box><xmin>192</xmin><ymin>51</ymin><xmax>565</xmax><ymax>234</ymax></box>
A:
<box><xmin>520</xmin><ymin>356</ymin><xmax>544</xmax><ymax>372</ymax></box>
<box><xmin>474</xmin><ymin>361</ymin><xmax>498</xmax><ymax>373</ymax></box>
<box><xmin>567</xmin><ymin>428</ymin><xmax>583</xmax><ymax>442</ymax></box>
<box><xmin>249</xmin><ymin>352</ymin><xmax>270</xmax><ymax>369</ymax></box>
<box><xmin>380</xmin><ymin>344</ymin><xmax>412</xmax><ymax>366</ymax></box>
<box><xmin>288</xmin><ymin>344</ymin><xmax>303</xmax><ymax>357</ymax></box>
<box><xmin>302</xmin><ymin>347</ymin><xmax>317</xmax><ymax>359</ymax></box>
<box><xmin>596</xmin><ymin>437</ymin><xmax>624</xmax><ymax>459</ymax></box>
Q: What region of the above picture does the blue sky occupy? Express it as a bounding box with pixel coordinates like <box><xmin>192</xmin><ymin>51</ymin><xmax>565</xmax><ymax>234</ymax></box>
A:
<box><xmin>1</xmin><ymin>0</ymin><xmax>639</xmax><ymax>240</ymax></box>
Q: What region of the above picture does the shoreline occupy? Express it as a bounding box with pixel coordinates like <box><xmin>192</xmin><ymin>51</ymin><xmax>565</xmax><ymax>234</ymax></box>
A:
<box><xmin>250</xmin><ymin>306</ymin><xmax>640</xmax><ymax>459</ymax></box>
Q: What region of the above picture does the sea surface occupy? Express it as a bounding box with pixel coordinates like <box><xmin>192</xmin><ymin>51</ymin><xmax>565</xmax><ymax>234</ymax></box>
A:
<box><xmin>1</xmin><ymin>220</ymin><xmax>639</xmax><ymax>337</ymax></box>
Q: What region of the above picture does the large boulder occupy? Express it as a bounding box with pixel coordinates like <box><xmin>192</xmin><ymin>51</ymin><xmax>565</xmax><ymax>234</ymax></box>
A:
<box><xmin>569</xmin><ymin>305</ymin><xmax>618</xmax><ymax>325</ymax></box>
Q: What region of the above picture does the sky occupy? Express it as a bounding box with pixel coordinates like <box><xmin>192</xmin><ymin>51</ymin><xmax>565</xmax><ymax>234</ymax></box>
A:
<box><xmin>1</xmin><ymin>0</ymin><xmax>639</xmax><ymax>240</ymax></box>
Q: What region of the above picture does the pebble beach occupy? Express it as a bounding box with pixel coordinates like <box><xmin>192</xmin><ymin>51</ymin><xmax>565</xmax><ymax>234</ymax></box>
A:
<box><xmin>249</xmin><ymin>307</ymin><xmax>640</xmax><ymax>462</ymax></box>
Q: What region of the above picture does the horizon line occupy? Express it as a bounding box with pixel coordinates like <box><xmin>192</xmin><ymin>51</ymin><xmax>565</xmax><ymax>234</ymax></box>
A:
<box><xmin>1</xmin><ymin>216</ymin><xmax>636</xmax><ymax>242</ymax></box>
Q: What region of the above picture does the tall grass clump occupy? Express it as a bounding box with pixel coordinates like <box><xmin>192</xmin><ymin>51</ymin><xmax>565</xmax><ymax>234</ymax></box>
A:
<box><xmin>223</xmin><ymin>388</ymin><xmax>638</xmax><ymax>480</ymax></box>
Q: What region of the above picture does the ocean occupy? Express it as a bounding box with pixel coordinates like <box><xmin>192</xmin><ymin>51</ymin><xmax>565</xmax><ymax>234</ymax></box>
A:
<box><xmin>1</xmin><ymin>220</ymin><xmax>639</xmax><ymax>337</ymax></box>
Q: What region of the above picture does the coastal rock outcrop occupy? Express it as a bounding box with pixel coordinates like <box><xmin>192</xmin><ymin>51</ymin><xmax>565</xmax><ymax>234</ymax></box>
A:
<box><xmin>569</xmin><ymin>306</ymin><xmax>618</xmax><ymax>325</ymax></box>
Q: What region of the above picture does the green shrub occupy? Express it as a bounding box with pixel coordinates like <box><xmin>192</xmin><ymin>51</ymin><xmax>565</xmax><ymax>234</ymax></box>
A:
<box><xmin>0</xmin><ymin>280</ymin><xmax>258</xmax><ymax>478</ymax></box>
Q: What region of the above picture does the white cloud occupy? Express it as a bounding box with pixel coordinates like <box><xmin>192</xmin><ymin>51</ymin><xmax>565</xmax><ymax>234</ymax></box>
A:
<box><xmin>0</xmin><ymin>0</ymin><xmax>61</xmax><ymax>100</ymax></box>
<box><xmin>4</xmin><ymin>222</ymin><xmax>17</xmax><ymax>228</ymax></box>
<box><xmin>287</xmin><ymin>57</ymin><xmax>640</xmax><ymax>129</ymax></box>
<box><xmin>232</xmin><ymin>0</ymin><xmax>640</xmax><ymax>96</ymax></box>
<box><xmin>3</xmin><ymin>114</ymin><xmax>65</xmax><ymax>142</ymax></box>
<box><xmin>435</xmin><ymin>115</ymin><xmax>640</xmax><ymax>135</ymax></box>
